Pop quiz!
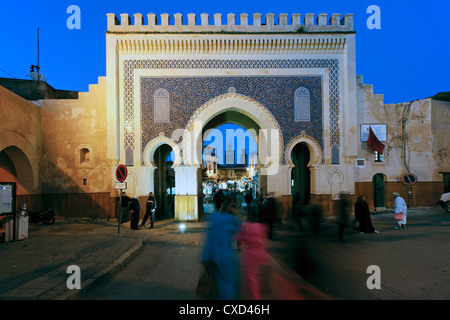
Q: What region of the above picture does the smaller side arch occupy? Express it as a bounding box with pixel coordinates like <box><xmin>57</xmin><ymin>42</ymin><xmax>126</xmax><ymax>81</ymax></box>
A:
<box><xmin>142</xmin><ymin>133</ymin><xmax>182</xmax><ymax>168</ymax></box>
<box><xmin>285</xmin><ymin>132</ymin><xmax>322</xmax><ymax>167</ymax></box>
<box><xmin>328</xmin><ymin>169</ymin><xmax>344</xmax><ymax>200</ymax></box>
<box><xmin>0</xmin><ymin>131</ymin><xmax>40</xmax><ymax>194</ymax></box>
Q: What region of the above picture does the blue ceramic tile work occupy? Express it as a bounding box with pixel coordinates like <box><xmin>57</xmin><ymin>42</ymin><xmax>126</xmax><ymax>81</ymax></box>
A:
<box><xmin>122</xmin><ymin>59</ymin><xmax>340</xmax><ymax>161</ymax></box>
<box><xmin>141</xmin><ymin>76</ymin><xmax>323</xmax><ymax>155</ymax></box>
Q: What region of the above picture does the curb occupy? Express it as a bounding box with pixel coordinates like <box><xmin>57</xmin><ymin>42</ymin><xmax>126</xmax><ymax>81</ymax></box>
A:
<box><xmin>55</xmin><ymin>240</ymin><xmax>145</xmax><ymax>300</ymax></box>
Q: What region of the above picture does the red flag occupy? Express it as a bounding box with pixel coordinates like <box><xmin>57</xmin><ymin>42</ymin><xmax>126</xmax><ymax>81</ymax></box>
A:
<box><xmin>368</xmin><ymin>127</ymin><xmax>385</xmax><ymax>154</ymax></box>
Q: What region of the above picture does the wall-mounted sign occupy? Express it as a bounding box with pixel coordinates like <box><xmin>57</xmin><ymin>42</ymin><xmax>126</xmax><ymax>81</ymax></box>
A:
<box><xmin>116</xmin><ymin>164</ymin><xmax>128</xmax><ymax>182</ymax></box>
<box><xmin>356</xmin><ymin>159</ymin><xmax>366</xmax><ymax>168</ymax></box>
<box><xmin>402</xmin><ymin>173</ymin><xmax>417</xmax><ymax>186</ymax></box>
<box><xmin>361</xmin><ymin>124</ymin><xmax>387</xmax><ymax>142</ymax></box>
<box><xmin>114</xmin><ymin>182</ymin><xmax>127</xmax><ymax>190</ymax></box>
<box><xmin>0</xmin><ymin>182</ymin><xmax>16</xmax><ymax>215</ymax></box>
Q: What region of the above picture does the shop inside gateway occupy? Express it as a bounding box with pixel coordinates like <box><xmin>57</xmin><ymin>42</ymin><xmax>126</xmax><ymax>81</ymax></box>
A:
<box><xmin>202</xmin><ymin>123</ymin><xmax>258</xmax><ymax>209</ymax></box>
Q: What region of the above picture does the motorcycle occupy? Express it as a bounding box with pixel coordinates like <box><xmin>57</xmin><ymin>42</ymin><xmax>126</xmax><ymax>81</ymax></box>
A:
<box><xmin>28</xmin><ymin>208</ymin><xmax>56</xmax><ymax>225</ymax></box>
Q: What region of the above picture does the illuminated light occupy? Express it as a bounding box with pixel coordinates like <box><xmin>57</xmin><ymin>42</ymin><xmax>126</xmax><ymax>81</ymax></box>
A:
<box><xmin>179</xmin><ymin>223</ymin><xmax>186</xmax><ymax>233</ymax></box>
<box><xmin>124</xmin><ymin>120</ymin><xmax>133</xmax><ymax>132</ymax></box>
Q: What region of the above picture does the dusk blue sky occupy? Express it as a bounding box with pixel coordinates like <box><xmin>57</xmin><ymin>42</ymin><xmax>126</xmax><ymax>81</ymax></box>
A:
<box><xmin>0</xmin><ymin>0</ymin><xmax>448</xmax><ymax>104</ymax></box>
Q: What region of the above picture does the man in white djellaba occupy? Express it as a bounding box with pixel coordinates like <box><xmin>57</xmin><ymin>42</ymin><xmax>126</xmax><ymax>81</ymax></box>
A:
<box><xmin>393</xmin><ymin>192</ymin><xmax>407</xmax><ymax>229</ymax></box>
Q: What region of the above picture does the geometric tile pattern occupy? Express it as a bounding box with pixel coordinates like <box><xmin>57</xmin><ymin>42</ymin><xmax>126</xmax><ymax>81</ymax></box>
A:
<box><xmin>140</xmin><ymin>76</ymin><xmax>322</xmax><ymax>156</ymax></box>
<box><xmin>123</xmin><ymin>59</ymin><xmax>340</xmax><ymax>157</ymax></box>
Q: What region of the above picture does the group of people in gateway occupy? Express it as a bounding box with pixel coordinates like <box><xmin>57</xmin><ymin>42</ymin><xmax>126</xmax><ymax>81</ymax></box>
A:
<box><xmin>121</xmin><ymin>188</ymin><xmax>408</xmax><ymax>236</ymax></box>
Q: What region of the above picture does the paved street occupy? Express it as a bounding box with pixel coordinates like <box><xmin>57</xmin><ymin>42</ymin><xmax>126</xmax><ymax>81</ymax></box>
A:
<box><xmin>1</xmin><ymin>204</ymin><xmax>449</xmax><ymax>301</ymax></box>
<box><xmin>269</xmin><ymin>206</ymin><xmax>450</xmax><ymax>300</ymax></box>
<box><xmin>79</xmin><ymin>222</ymin><xmax>204</xmax><ymax>300</ymax></box>
<box><xmin>79</xmin><ymin>205</ymin><xmax>327</xmax><ymax>300</ymax></box>
<box><xmin>80</xmin><ymin>205</ymin><xmax>450</xmax><ymax>300</ymax></box>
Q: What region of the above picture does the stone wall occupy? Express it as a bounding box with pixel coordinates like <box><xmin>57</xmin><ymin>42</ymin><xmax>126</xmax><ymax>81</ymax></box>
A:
<box><xmin>38</xmin><ymin>77</ymin><xmax>116</xmax><ymax>218</ymax></box>
<box><xmin>0</xmin><ymin>78</ymin><xmax>78</xmax><ymax>101</ymax></box>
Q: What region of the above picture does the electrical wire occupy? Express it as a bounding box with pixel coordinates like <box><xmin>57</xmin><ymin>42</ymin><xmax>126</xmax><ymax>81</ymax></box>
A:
<box><xmin>0</xmin><ymin>66</ymin><xmax>17</xmax><ymax>79</ymax></box>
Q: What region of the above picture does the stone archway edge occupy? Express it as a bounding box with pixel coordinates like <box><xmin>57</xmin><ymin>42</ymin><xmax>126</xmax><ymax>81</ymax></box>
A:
<box><xmin>182</xmin><ymin>92</ymin><xmax>284</xmax><ymax>169</ymax></box>
<box><xmin>285</xmin><ymin>131</ymin><xmax>323</xmax><ymax>167</ymax></box>
<box><xmin>142</xmin><ymin>132</ymin><xmax>182</xmax><ymax>167</ymax></box>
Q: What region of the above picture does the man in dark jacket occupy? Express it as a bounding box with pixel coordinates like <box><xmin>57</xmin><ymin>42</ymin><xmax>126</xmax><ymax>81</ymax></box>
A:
<box><xmin>129</xmin><ymin>195</ymin><xmax>141</xmax><ymax>230</ymax></box>
<box><xmin>120</xmin><ymin>192</ymin><xmax>131</xmax><ymax>223</ymax></box>
<box><xmin>260</xmin><ymin>193</ymin><xmax>277</xmax><ymax>239</ymax></box>
<box><xmin>140</xmin><ymin>192</ymin><xmax>156</xmax><ymax>229</ymax></box>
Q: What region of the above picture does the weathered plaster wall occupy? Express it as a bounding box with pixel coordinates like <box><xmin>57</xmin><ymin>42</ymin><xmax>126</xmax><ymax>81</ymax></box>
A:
<box><xmin>356</xmin><ymin>77</ymin><xmax>437</xmax><ymax>182</ymax></box>
<box><xmin>39</xmin><ymin>77</ymin><xmax>112</xmax><ymax>195</ymax></box>
<box><xmin>431</xmin><ymin>99</ymin><xmax>450</xmax><ymax>177</ymax></box>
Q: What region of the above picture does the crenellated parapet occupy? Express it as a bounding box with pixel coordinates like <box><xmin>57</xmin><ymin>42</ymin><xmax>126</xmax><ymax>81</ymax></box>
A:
<box><xmin>106</xmin><ymin>12</ymin><xmax>354</xmax><ymax>33</ymax></box>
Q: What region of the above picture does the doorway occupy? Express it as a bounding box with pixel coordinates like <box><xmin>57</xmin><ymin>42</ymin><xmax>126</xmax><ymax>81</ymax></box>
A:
<box><xmin>291</xmin><ymin>143</ymin><xmax>311</xmax><ymax>205</ymax></box>
<box><xmin>154</xmin><ymin>144</ymin><xmax>175</xmax><ymax>219</ymax></box>
<box><xmin>373</xmin><ymin>173</ymin><xmax>386</xmax><ymax>208</ymax></box>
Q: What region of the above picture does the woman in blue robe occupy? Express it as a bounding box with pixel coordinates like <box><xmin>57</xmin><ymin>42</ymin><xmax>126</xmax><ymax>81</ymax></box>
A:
<box><xmin>202</xmin><ymin>196</ymin><xmax>241</xmax><ymax>300</ymax></box>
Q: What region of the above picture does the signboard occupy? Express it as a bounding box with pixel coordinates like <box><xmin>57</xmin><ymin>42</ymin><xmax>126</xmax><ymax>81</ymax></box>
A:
<box><xmin>402</xmin><ymin>173</ymin><xmax>417</xmax><ymax>186</ymax></box>
<box><xmin>116</xmin><ymin>164</ymin><xmax>128</xmax><ymax>182</ymax></box>
<box><xmin>361</xmin><ymin>124</ymin><xmax>387</xmax><ymax>142</ymax></box>
<box><xmin>114</xmin><ymin>182</ymin><xmax>127</xmax><ymax>190</ymax></box>
<box><xmin>114</xmin><ymin>165</ymin><xmax>128</xmax><ymax>235</ymax></box>
<box><xmin>0</xmin><ymin>182</ymin><xmax>16</xmax><ymax>215</ymax></box>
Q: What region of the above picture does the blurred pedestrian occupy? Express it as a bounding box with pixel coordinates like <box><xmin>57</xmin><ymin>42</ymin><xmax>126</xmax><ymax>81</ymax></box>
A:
<box><xmin>202</xmin><ymin>196</ymin><xmax>241</xmax><ymax>299</ymax></box>
<box><xmin>293</xmin><ymin>199</ymin><xmax>305</xmax><ymax>231</ymax></box>
<box><xmin>305</xmin><ymin>198</ymin><xmax>322</xmax><ymax>237</ymax></box>
<box><xmin>120</xmin><ymin>192</ymin><xmax>131</xmax><ymax>223</ymax></box>
<box><xmin>393</xmin><ymin>192</ymin><xmax>407</xmax><ymax>229</ymax></box>
<box><xmin>354</xmin><ymin>195</ymin><xmax>379</xmax><ymax>234</ymax></box>
<box><xmin>245</xmin><ymin>189</ymin><xmax>253</xmax><ymax>216</ymax></box>
<box><xmin>257</xmin><ymin>197</ymin><xmax>264</xmax><ymax>216</ymax></box>
<box><xmin>235</xmin><ymin>214</ymin><xmax>269</xmax><ymax>300</ymax></box>
<box><xmin>260</xmin><ymin>193</ymin><xmax>277</xmax><ymax>240</ymax></box>
<box><xmin>337</xmin><ymin>194</ymin><xmax>350</xmax><ymax>243</ymax></box>
<box><xmin>213</xmin><ymin>189</ymin><xmax>224</xmax><ymax>211</ymax></box>
<box><xmin>129</xmin><ymin>195</ymin><xmax>140</xmax><ymax>230</ymax></box>
<box><xmin>140</xmin><ymin>192</ymin><xmax>156</xmax><ymax>229</ymax></box>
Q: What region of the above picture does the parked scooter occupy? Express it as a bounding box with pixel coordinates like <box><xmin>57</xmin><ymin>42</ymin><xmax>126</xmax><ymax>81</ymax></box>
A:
<box><xmin>28</xmin><ymin>208</ymin><xmax>56</xmax><ymax>225</ymax></box>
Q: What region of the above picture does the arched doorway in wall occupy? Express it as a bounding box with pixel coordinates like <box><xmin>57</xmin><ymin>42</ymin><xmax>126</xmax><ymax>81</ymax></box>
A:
<box><xmin>153</xmin><ymin>144</ymin><xmax>175</xmax><ymax>219</ymax></box>
<box><xmin>372</xmin><ymin>173</ymin><xmax>386</xmax><ymax>208</ymax></box>
<box><xmin>0</xmin><ymin>146</ymin><xmax>36</xmax><ymax>212</ymax></box>
<box><xmin>182</xmin><ymin>93</ymin><xmax>284</xmax><ymax>221</ymax></box>
<box><xmin>291</xmin><ymin>143</ymin><xmax>311</xmax><ymax>205</ymax></box>
<box><xmin>202</xmin><ymin>118</ymin><xmax>259</xmax><ymax>205</ymax></box>
<box><xmin>0</xmin><ymin>146</ymin><xmax>34</xmax><ymax>195</ymax></box>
